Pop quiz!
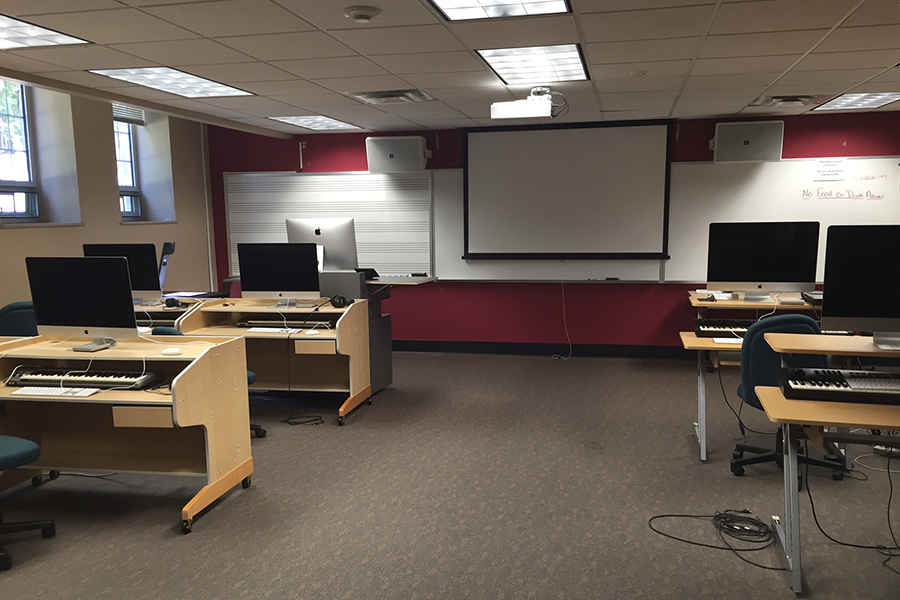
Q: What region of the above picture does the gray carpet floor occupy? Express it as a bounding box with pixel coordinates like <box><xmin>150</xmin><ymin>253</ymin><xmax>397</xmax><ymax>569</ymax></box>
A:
<box><xmin>2</xmin><ymin>352</ymin><xmax>899</xmax><ymax>599</ymax></box>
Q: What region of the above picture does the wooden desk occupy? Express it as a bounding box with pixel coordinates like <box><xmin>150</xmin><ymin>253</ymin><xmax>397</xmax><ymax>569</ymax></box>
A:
<box><xmin>179</xmin><ymin>298</ymin><xmax>371</xmax><ymax>425</ymax></box>
<box><xmin>680</xmin><ymin>332</ymin><xmax>743</xmax><ymax>462</ymax></box>
<box><xmin>756</xmin><ymin>385</ymin><xmax>900</xmax><ymax>594</ymax></box>
<box><xmin>0</xmin><ymin>335</ymin><xmax>253</xmax><ymax>534</ymax></box>
<box><xmin>133</xmin><ymin>298</ymin><xmax>205</xmax><ymax>330</ymax></box>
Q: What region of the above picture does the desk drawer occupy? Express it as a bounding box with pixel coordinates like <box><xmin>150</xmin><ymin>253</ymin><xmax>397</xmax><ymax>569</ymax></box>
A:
<box><xmin>112</xmin><ymin>406</ymin><xmax>175</xmax><ymax>428</ymax></box>
<box><xmin>294</xmin><ymin>339</ymin><xmax>336</xmax><ymax>355</ymax></box>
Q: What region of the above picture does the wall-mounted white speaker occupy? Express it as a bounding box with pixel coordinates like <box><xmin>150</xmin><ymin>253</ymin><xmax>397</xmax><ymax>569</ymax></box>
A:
<box><xmin>714</xmin><ymin>121</ymin><xmax>784</xmax><ymax>162</ymax></box>
<box><xmin>366</xmin><ymin>136</ymin><xmax>429</xmax><ymax>173</ymax></box>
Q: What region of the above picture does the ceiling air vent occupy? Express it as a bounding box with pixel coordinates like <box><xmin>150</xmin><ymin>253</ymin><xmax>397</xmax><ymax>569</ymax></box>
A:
<box><xmin>750</xmin><ymin>95</ymin><xmax>820</xmax><ymax>107</ymax></box>
<box><xmin>347</xmin><ymin>89</ymin><xmax>434</xmax><ymax>105</ymax></box>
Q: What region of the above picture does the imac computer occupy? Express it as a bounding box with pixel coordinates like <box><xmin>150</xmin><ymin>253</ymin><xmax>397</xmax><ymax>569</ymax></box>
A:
<box><xmin>706</xmin><ymin>221</ymin><xmax>820</xmax><ymax>302</ymax></box>
<box><xmin>237</xmin><ymin>243</ymin><xmax>320</xmax><ymax>308</ymax></box>
<box><xmin>26</xmin><ymin>256</ymin><xmax>139</xmax><ymax>352</ymax></box>
<box><xmin>285</xmin><ymin>217</ymin><xmax>358</xmax><ymax>272</ymax></box>
<box><xmin>83</xmin><ymin>243</ymin><xmax>162</xmax><ymax>305</ymax></box>
<box><xmin>822</xmin><ymin>224</ymin><xmax>900</xmax><ymax>349</ymax></box>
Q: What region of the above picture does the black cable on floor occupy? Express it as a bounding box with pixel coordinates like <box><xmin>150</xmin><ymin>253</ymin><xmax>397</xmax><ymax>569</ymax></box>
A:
<box><xmin>648</xmin><ymin>509</ymin><xmax>787</xmax><ymax>571</ymax></box>
<box><xmin>803</xmin><ymin>441</ymin><xmax>900</xmax><ymax>575</ymax></box>
<box><xmin>716</xmin><ymin>367</ymin><xmax>777</xmax><ymax>437</ymax></box>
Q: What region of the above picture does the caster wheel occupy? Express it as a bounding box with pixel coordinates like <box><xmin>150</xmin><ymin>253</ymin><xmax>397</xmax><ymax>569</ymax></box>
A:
<box><xmin>42</xmin><ymin>524</ymin><xmax>56</xmax><ymax>539</ymax></box>
<box><xmin>0</xmin><ymin>552</ymin><xmax>11</xmax><ymax>571</ymax></box>
<box><xmin>242</xmin><ymin>476</ymin><xmax>252</xmax><ymax>489</ymax></box>
<box><xmin>338</xmin><ymin>416</ymin><xmax>345</xmax><ymax>426</ymax></box>
<box><xmin>732</xmin><ymin>450</ymin><xmax>743</xmax><ymax>460</ymax></box>
<box><xmin>256</xmin><ymin>428</ymin><xmax>267</xmax><ymax>438</ymax></box>
<box><xmin>731</xmin><ymin>464</ymin><xmax>745</xmax><ymax>477</ymax></box>
<box><xmin>32</xmin><ymin>474</ymin><xmax>42</xmax><ymax>487</ymax></box>
<box><xmin>49</xmin><ymin>470</ymin><xmax>60</xmax><ymax>480</ymax></box>
<box><xmin>832</xmin><ymin>469</ymin><xmax>844</xmax><ymax>481</ymax></box>
<box><xmin>366</xmin><ymin>398</ymin><xmax>372</xmax><ymax>405</ymax></box>
<box><xmin>181</xmin><ymin>519</ymin><xmax>193</xmax><ymax>535</ymax></box>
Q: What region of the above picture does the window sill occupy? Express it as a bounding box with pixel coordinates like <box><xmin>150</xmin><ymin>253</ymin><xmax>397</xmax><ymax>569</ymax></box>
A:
<box><xmin>121</xmin><ymin>220</ymin><xmax>178</xmax><ymax>225</ymax></box>
<box><xmin>0</xmin><ymin>221</ymin><xmax>84</xmax><ymax>228</ymax></box>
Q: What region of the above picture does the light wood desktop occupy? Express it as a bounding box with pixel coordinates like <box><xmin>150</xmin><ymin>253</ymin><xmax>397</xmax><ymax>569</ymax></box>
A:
<box><xmin>0</xmin><ymin>335</ymin><xmax>253</xmax><ymax>534</ymax></box>
<box><xmin>757</xmin><ymin>332</ymin><xmax>900</xmax><ymax>593</ymax></box>
<box><xmin>178</xmin><ymin>298</ymin><xmax>371</xmax><ymax>425</ymax></box>
<box><xmin>689</xmin><ymin>291</ymin><xmax>814</xmax><ymax>311</ymax></box>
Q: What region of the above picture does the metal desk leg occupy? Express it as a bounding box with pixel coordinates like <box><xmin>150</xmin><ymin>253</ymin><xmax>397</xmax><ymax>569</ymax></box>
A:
<box><xmin>694</xmin><ymin>350</ymin><xmax>707</xmax><ymax>462</ymax></box>
<box><xmin>772</xmin><ymin>423</ymin><xmax>803</xmax><ymax>594</ymax></box>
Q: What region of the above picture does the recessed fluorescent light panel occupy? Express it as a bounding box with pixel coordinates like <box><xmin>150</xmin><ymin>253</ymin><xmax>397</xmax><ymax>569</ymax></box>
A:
<box><xmin>89</xmin><ymin>67</ymin><xmax>250</xmax><ymax>98</ymax></box>
<box><xmin>268</xmin><ymin>116</ymin><xmax>360</xmax><ymax>131</ymax></box>
<box><xmin>428</xmin><ymin>0</ymin><xmax>570</xmax><ymax>21</ymax></box>
<box><xmin>477</xmin><ymin>44</ymin><xmax>587</xmax><ymax>85</ymax></box>
<box><xmin>813</xmin><ymin>93</ymin><xmax>900</xmax><ymax>111</ymax></box>
<box><xmin>0</xmin><ymin>14</ymin><xmax>89</xmax><ymax>48</ymax></box>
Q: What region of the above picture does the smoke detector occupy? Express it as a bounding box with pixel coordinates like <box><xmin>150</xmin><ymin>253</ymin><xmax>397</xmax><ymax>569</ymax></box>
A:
<box><xmin>345</xmin><ymin>6</ymin><xmax>381</xmax><ymax>24</ymax></box>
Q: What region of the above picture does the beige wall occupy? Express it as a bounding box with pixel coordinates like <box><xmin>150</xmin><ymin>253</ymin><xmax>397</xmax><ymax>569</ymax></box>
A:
<box><xmin>0</xmin><ymin>93</ymin><xmax>213</xmax><ymax>307</ymax></box>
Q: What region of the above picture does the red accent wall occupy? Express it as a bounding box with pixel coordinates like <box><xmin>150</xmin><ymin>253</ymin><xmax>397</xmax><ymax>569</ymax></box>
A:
<box><xmin>207</xmin><ymin>112</ymin><xmax>900</xmax><ymax>348</ymax></box>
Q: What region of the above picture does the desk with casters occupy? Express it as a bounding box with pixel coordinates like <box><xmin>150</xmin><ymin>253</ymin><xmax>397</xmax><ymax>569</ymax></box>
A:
<box><xmin>757</xmin><ymin>332</ymin><xmax>900</xmax><ymax>594</ymax></box>
<box><xmin>0</xmin><ymin>335</ymin><xmax>254</xmax><ymax>534</ymax></box>
<box><xmin>179</xmin><ymin>298</ymin><xmax>371</xmax><ymax>426</ymax></box>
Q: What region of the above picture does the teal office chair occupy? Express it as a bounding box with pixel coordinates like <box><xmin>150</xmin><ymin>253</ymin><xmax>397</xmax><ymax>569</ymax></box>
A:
<box><xmin>151</xmin><ymin>327</ymin><xmax>266</xmax><ymax>438</ymax></box>
<box><xmin>730</xmin><ymin>314</ymin><xmax>844</xmax><ymax>479</ymax></box>
<box><xmin>0</xmin><ymin>436</ymin><xmax>56</xmax><ymax>570</ymax></box>
<box><xmin>0</xmin><ymin>301</ymin><xmax>38</xmax><ymax>337</ymax></box>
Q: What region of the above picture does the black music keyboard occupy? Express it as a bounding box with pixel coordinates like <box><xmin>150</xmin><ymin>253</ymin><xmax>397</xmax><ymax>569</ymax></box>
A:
<box><xmin>7</xmin><ymin>367</ymin><xmax>164</xmax><ymax>390</ymax></box>
<box><xmin>694</xmin><ymin>318</ymin><xmax>754</xmax><ymax>338</ymax></box>
<box><xmin>236</xmin><ymin>315</ymin><xmax>331</xmax><ymax>330</ymax></box>
<box><xmin>776</xmin><ymin>368</ymin><xmax>900</xmax><ymax>406</ymax></box>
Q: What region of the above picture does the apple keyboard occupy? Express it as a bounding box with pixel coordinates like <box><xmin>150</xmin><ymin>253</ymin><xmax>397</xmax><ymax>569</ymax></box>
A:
<box><xmin>246</xmin><ymin>327</ymin><xmax>300</xmax><ymax>334</ymax></box>
<box><xmin>11</xmin><ymin>386</ymin><xmax>100</xmax><ymax>397</ymax></box>
<box><xmin>712</xmin><ymin>337</ymin><xmax>744</xmax><ymax>345</ymax></box>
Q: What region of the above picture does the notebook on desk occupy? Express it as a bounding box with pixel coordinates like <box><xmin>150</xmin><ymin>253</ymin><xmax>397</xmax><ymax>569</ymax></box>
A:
<box><xmin>801</xmin><ymin>291</ymin><xmax>823</xmax><ymax>306</ymax></box>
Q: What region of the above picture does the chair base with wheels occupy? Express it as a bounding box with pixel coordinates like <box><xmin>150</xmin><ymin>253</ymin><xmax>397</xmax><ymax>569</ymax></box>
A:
<box><xmin>730</xmin><ymin>428</ymin><xmax>844</xmax><ymax>481</ymax></box>
<box><xmin>0</xmin><ymin>435</ymin><xmax>56</xmax><ymax>571</ymax></box>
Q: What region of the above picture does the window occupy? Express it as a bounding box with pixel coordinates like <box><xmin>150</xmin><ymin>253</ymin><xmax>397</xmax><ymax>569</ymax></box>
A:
<box><xmin>0</xmin><ymin>79</ymin><xmax>37</xmax><ymax>219</ymax></box>
<box><xmin>114</xmin><ymin>118</ymin><xmax>141</xmax><ymax>217</ymax></box>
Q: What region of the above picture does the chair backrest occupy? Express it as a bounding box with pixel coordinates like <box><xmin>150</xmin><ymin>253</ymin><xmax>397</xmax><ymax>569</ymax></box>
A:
<box><xmin>739</xmin><ymin>313</ymin><xmax>825</xmax><ymax>411</ymax></box>
<box><xmin>151</xmin><ymin>326</ymin><xmax>182</xmax><ymax>336</ymax></box>
<box><xmin>0</xmin><ymin>301</ymin><xmax>38</xmax><ymax>337</ymax></box>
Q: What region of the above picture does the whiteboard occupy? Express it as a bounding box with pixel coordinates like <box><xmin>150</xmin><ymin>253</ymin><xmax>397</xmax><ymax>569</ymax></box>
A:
<box><xmin>225</xmin><ymin>171</ymin><xmax>432</xmax><ymax>276</ymax></box>
<box><xmin>465</xmin><ymin>122</ymin><xmax>670</xmax><ymax>258</ymax></box>
<box><xmin>667</xmin><ymin>157</ymin><xmax>900</xmax><ymax>282</ymax></box>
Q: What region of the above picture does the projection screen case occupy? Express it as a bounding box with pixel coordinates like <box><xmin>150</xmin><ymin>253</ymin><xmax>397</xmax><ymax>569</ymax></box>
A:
<box><xmin>464</xmin><ymin>121</ymin><xmax>672</xmax><ymax>259</ymax></box>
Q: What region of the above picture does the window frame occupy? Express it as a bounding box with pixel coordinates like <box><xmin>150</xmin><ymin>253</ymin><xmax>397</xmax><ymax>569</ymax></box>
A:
<box><xmin>0</xmin><ymin>81</ymin><xmax>38</xmax><ymax>221</ymax></box>
<box><xmin>113</xmin><ymin>116</ymin><xmax>142</xmax><ymax>219</ymax></box>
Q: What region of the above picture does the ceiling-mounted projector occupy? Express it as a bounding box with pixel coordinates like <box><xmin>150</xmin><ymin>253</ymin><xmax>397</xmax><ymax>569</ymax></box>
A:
<box><xmin>491</xmin><ymin>87</ymin><xmax>553</xmax><ymax>119</ymax></box>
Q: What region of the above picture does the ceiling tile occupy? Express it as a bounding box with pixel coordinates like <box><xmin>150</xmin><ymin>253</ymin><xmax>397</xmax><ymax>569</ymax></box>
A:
<box><xmin>0</xmin><ymin>0</ymin><xmax>122</xmax><ymax>14</ymax></box>
<box><xmin>7</xmin><ymin>45</ymin><xmax>156</xmax><ymax>70</ymax></box>
<box><xmin>842</xmin><ymin>0</ymin><xmax>900</xmax><ymax>27</ymax></box>
<box><xmin>331</xmin><ymin>25</ymin><xmax>466</xmax><ymax>55</ymax></box>
<box><xmin>426</xmin><ymin>87</ymin><xmax>517</xmax><ymax>102</ymax></box>
<box><xmin>599</xmin><ymin>90</ymin><xmax>677</xmax><ymax>110</ymax></box>
<box><xmin>405</xmin><ymin>118</ymin><xmax>480</xmax><ymax>129</ymax></box>
<box><xmin>194</xmin><ymin>96</ymin><xmax>295</xmax><ymax>109</ymax></box>
<box><xmin>763</xmin><ymin>83</ymin><xmax>852</xmax><ymax>97</ymax></box>
<box><xmin>376</xmin><ymin>102</ymin><xmax>466</xmax><ymax>120</ymax></box>
<box><xmin>40</xmin><ymin>70</ymin><xmax>134</xmax><ymax>88</ymax></box>
<box><xmin>369</xmin><ymin>52</ymin><xmax>485</xmax><ymax>74</ymax></box>
<box><xmin>817</xmin><ymin>24</ymin><xmax>900</xmax><ymax>52</ymax></box>
<box><xmin>709</xmin><ymin>0</ymin><xmax>859</xmax><ymax>35</ymax></box>
<box><xmin>691</xmin><ymin>55</ymin><xmax>803</xmax><ymax>76</ymax></box>
<box><xmin>594</xmin><ymin>75</ymin><xmax>686</xmax><ymax>93</ymax></box>
<box><xmin>774</xmin><ymin>67</ymin><xmax>884</xmax><ymax>85</ymax></box>
<box><xmin>144</xmin><ymin>0</ymin><xmax>315</xmax><ymax>37</ymax></box>
<box><xmin>271</xmin><ymin>56</ymin><xmax>390</xmax><ymax>79</ymax></box>
<box><xmin>591</xmin><ymin>59</ymin><xmax>692</xmax><ymax>80</ymax></box>
<box><xmin>575</xmin><ymin>0</ymin><xmax>714</xmax><ymax>12</ymax></box>
<box><xmin>26</xmin><ymin>8</ymin><xmax>200</xmax><ymax>44</ymax></box>
<box><xmin>184</xmin><ymin>62</ymin><xmax>296</xmax><ymax>83</ymax></box>
<box><xmin>311</xmin><ymin>74</ymin><xmax>416</xmax><ymax>94</ymax></box>
<box><xmin>100</xmin><ymin>84</ymin><xmax>184</xmax><ymax>101</ymax></box>
<box><xmin>272</xmin><ymin>0</ymin><xmax>442</xmax><ymax>29</ymax></box>
<box><xmin>866</xmin><ymin>68</ymin><xmax>900</xmax><ymax>83</ymax></box>
<box><xmin>273</xmin><ymin>93</ymin><xmax>364</xmax><ymax>108</ymax></box>
<box><xmin>796</xmin><ymin>50</ymin><xmax>900</xmax><ymax>71</ymax></box>
<box><xmin>447</xmin><ymin>15</ymin><xmax>577</xmax><ymax>49</ymax></box>
<box><xmin>239</xmin><ymin>80</ymin><xmax>332</xmax><ymax>96</ymax></box>
<box><xmin>684</xmin><ymin>73</ymin><xmax>783</xmax><ymax>89</ymax></box>
<box><xmin>580</xmin><ymin>6</ymin><xmax>716</xmax><ymax>42</ymax></box>
<box><xmin>699</xmin><ymin>30</ymin><xmax>829</xmax><ymax>58</ymax></box>
<box><xmin>603</xmin><ymin>109</ymin><xmax>671</xmax><ymax>121</ymax></box>
<box><xmin>679</xmin><ymin>85</ymin><xmax>770</xmax><ymax>100</ymax></box>
<box><xmin>216</xmin><ymin>31</ymin><xmax>357</xmax><ymax>61</ymax></box>
<box><xmin>233</xmin><ymin>105</ymin><xmax>310</xmax><ymax>117</ymax></box>
<box><xmin>0</xmin><ymin>52</ymin><xmax>81</xmax><ymax>73</ymax></box>
<box><xmin>402</xmin><ymin>70</ymin><xmax>504</xmax><ymax>89</ymax></box>
<box><xmin>109</xmin><ymin>39</ymin><xmax>253</xmax><ymax>66</ymax></box>
<box><xmin>586</xmin><ymin>37</ymin><xmax>703</xmax><ymax>64</ymax></box>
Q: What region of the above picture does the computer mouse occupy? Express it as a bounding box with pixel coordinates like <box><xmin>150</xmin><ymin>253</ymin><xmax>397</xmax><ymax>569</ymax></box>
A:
<box><xmin>137</xmin><ymin>326</ymin><xmax>152</xmax><ymax>333</ymax></box>
<box><xmin>161</xmin><ymin>347</ymin><xmax>182</xmax><ymax>356</ymax></box>
<box><xmin>304</xmin><ymin>330</ymin><xmax>321</xmax><ymax>336</ymax></box>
